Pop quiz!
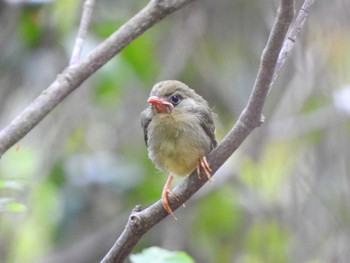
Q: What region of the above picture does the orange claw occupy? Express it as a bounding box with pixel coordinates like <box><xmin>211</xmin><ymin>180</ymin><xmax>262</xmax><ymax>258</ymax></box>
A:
<box><xmin>161</xmin><ymin>174</ymin><xmax>179</xmax><ymax>220</ymax></box>
<box><xmin>197</xmin><ymin>156</ymin><xmax>213</xmax><ymax>182</ymax></box>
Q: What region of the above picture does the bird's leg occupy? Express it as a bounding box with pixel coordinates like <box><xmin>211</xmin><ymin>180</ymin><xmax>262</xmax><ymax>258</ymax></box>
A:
<box><xmin>197</xmin><ymin>156</ymin><xmax>213</xmax><ymax>182</ymax></box>
<box><xmin>162</xmin><ymin>174</ymin><xmax>179</xmax><ymax>220</ymax></box>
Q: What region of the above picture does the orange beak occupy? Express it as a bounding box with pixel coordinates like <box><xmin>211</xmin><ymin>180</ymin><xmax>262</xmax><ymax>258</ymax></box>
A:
<box><xmin>148</xmin><ymin>96</ymin><xmax>173</xmax><ymax>113</ymax></box>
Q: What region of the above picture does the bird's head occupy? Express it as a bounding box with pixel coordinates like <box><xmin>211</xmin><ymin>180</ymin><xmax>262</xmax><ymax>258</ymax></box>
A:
<box><xmin>147</xmin><ymin>80</ymin><xmax>203</xmax><ymax>114</ymax></box>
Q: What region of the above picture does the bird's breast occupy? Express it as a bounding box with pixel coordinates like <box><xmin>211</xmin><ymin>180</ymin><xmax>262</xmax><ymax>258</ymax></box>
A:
<box><xmin>147</xmin><ymin>112</ymin><xmax>211</xmax><ymax>176</ymax></box>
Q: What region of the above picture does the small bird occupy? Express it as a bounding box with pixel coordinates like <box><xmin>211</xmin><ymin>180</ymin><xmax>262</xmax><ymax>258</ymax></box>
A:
<box><xmin>141</xmin><ymin>80</ymin><xmax>217</xmax><ymax>219</ymax></box>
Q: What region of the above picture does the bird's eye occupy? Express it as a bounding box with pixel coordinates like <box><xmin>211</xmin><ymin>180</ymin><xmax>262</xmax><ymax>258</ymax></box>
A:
<box><xmin>170</xmin><ymin>94</ymin><xmax>181</xmax><ymax>105</ymax></box>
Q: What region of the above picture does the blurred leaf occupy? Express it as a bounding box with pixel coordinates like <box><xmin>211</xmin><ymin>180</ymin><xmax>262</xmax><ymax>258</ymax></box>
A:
<box><xmin>92</xmin><ymin>56</ymin><xmax>136</xmax><ymax>107</ymax></box>
<box><xmin>7</xmin><ymin>180</ymin><xmax>59</xmax><ymax>263</ymax></box>
<box><xmin>239</xmin><ymin>255</ymin><xmax>264</xmax><ymax>263</ymax></box>
<box><xmin>326</xmin><ymin>32</ymin><xmax>350</xmax><ymax>81</ymax></box>
<box><xmin>193</xmin><ymin>188</ymin><xmax>241</xmax><ymax>262</ymax></box>
<box><xmin>239</xmin><ymin>142</ymin><xmax>295</xmax><ymax>202</ymax></box>
<box><xmin>94</xmin><ymin>76</ymin><xmax>119</xmax><ymax>105</ymax></box>
<box><xmin>127</xmin><ymin>164</ymin><xmax>164</xmax><ymax>206</ymax></box>
<box><xmin>0</xmin><ymin>180</ymin><xmax>24</xmax><ymax>190</ymax></box>
<box><xmin>130</xmin><ymin>247</ymin><xmax>194</xmax><ymax>263</ymax></box>
<box><xmin>300</xmin><ymin>96</ymin><xmax>329</xmax><ymax>114</ymax></box>
<box><xmin>300</xmin><ymin>97</ymin><xmax>329</xmax><ymax>143</ymax></box>
<box><xmin>18</xmin><ymin>6</ymin><xmax>44</xmax><ymax>46</ymax></box>
<box><xmin>53</xmin><ymin>0</ymin><xmax>80</xmax><ymax>35</ymax></box>
<box><xmin>0</xmin><ymin>198</ymin><xmax>26</xmax><ymax>212</ymax></box>
<box><xmin>92</xmin><ymin>20</ymin><xmax>124</xmax><ymax>39</ymax></box>
<box><xmin>0</xmin><ymin>145</ymin><xmax>38</xmax><ymax>179</ymax></box>
<box><xmin>64</xmin><ymin>125</ymin><xmax>86</xmax><ymax>154</ymax></box>
<box><xmin>93</xmin><ymin>23</ymin><xmax>159</xmax><ymax>93</ymax></box>
<box><xmin>93</xmin><ymin>69</ymin><xmax>124</xmax><ymax>107</ymax></box>
<box><xmin>121</xmin><ymin>34</ymin><xmax>159</xmax><ymax>83</ymax></box>
<box><xmin>48</xmin><ymin>160</ymin><xmax>66</xmax><ymax>187</ymax></box>
<box><xmin>306</xmin><ymin>260</ymin><xmax>326</xmax><ymax>263</ymax></box>
<box><xmin>244</xmin><ymin>220</ymin><xmax>289</xmax><ymax>263</ymax></box>
<box><xmin>196</xmin><ymin>188</ymin><xmax>240</xmax><ymax>234</ymax></box>
<box><xmin>5</xmin><ymin>202</ymin><xmax>27</xmax><ymax>212</ymax></box>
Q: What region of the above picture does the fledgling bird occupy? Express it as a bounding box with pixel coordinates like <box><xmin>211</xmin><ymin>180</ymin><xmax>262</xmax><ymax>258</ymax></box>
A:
<box><xmin>141</xmin><ymin>80</ymin><xmax>217</xmax><ymax>219</ymax></box>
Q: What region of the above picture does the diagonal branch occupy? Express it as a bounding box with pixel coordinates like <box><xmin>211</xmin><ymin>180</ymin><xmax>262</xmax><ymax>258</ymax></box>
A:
<box><xmin>99</xmin><ymin>0</ymin><xmax>318</xmax><ymax>262</ymax></box>
<box><xmin>0</xmin><ymin>0</ymin><xmax>195</xmax><ymax>158</ymax></box>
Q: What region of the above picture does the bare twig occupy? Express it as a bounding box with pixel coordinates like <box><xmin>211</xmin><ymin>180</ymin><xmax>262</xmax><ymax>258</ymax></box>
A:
<box><xmin>70</xmin><ymin>0</ymin><xmax>96</xmax><ymax>65</ymax></box>
<box><xmin>0</xmin><ymin>0</ymin><xmax>195</xmax><ymax>158</ymax></box>
<box><xmin>273</xmin><ymin>0</ymin><xmax>315</xmax><ymax>82</ymax></box>
<box><xmin>99</xmin><ymin>0</ymin><xmax>308</xmax><ymax>262</ymax></box>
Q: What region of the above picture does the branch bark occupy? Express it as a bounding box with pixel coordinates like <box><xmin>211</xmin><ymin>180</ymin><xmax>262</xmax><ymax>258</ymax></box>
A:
<box><xmin>99</xmin><ymin>0</ymin><xmax>318</xmax><ymax>262</ymax></box>
<box><xmin>0</xmin><ymin>0</ymin><xmax>195</xmax><ymax>158</ymax></box>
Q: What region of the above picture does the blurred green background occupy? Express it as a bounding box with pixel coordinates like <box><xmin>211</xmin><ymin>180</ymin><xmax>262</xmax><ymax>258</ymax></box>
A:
<box><xmin>1</xmin><ymin>0</ymin><xmax>350</xmax><ymax>262</ymax></box>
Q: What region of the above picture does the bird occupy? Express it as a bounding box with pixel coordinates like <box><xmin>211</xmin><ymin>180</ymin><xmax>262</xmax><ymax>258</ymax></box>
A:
<box><xmin>141</xmin><ymin>80</ymin><xmax>217</xmax><ymax>219</ymax></box>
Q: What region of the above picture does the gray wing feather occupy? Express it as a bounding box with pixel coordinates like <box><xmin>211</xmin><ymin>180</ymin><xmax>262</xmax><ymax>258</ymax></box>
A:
<box><xmin>197</xmin><ymin>104</ymin><xmax>217</xmax><ymax>150</ymax></box>
<box><xmin>140</xmin><ymin>107</ymin><xmax>153</xmax><ymax>146</ymax></box>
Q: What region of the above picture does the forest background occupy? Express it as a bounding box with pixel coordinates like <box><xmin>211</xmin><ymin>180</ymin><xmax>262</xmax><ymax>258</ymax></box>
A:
<box><xmin>1</xmin><ymin>0</ymin><xmax>350</xmax><ymax>262</ymax></box>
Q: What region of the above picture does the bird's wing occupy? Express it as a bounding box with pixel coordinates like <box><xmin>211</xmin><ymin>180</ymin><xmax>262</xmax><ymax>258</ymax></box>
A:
<box><xmin>140</xmin><ymin>107</ymin><xmax>153</xmax><ymax>146</ymax></box>
<box><xmin>199</xmin><ymin>109</ymin><xmax>218</xmax><ymax>150</ymax></box>
<box><xmin>200</xmin><ymin>121</ymin><xmax>217</xmax><ymax>149</ymax></box>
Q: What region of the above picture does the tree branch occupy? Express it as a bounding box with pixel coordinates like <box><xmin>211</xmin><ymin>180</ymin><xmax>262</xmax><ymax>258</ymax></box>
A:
<box><xmin>99</xmin><ymin>0</ymin><xmax>317</xmax><ymax>262</ymax></box>
<box><xmin>273</xmin><ymin>0</ymin><xmax>315</xmax><ymax>84</ymax></box>
<box><xmin>70</xmin><ymin>0</ymin><xmax>96</xmax><ymax>65</ymax></box>
<box><xmin>0</xmin><ymin>0</ymin><xmax>195</xmax><ymax>158</ymax></box>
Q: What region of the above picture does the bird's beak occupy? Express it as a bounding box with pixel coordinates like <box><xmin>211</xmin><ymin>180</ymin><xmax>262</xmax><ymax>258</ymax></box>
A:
<box><xmin>148</xmin><ymin>96</ymin><xmax>173</xmax><ymax>113</ymax></box>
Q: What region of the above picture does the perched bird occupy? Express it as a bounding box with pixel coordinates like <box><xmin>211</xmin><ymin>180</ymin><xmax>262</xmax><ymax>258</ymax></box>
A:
<box><xmin>141</xmin><ymin>80</ymin><xmax>217</xmax><ymax>219</ymax></box>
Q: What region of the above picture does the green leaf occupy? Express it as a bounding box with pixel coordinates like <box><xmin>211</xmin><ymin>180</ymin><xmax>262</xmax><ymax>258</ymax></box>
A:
<box><xmin>6</xmin><ymin>202</ymin><xmax>27</xmax><ymax>213</ymax></box>
<box><xmin>130</xmin><ymin>247</ymin><xmax>195</xmax><ymax>263</ymax></box>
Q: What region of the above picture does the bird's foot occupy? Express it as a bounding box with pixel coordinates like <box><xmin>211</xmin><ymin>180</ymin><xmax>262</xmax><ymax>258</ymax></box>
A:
<box><xmin>197</xmin><ymin>156</ymin><xmax>213</xmax><ymax>182</ymax></box>
<box><xmin>162</xmin><ymin>189</ymin><xmax>179</xmax><ymax>220</ymax></box>
<box><xmin>162</xmin><ymin>175</ymin><xmax>179</xmax><ymax>220</ymax></box>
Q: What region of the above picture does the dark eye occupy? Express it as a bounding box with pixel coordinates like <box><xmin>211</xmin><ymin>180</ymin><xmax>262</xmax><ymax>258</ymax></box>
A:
<box><xmin>170</xmin><ymin>94</ymin><xmax>181</xmax><ymax>105</ymax></box>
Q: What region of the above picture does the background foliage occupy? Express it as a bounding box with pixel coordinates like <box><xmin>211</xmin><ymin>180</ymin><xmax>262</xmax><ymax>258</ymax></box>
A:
<box><xmin>1</xmin><ymin>0</ymin><xmax>350</xmax><ymax>262</ymax></box>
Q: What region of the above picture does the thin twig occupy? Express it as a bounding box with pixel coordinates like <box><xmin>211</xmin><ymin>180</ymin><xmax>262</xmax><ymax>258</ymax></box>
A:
<box><xmin>70</xmin><ymin>0</ymin><xmax>96</xmax><ymax>65</ymax></box>
<box><xmin>100</xmin><ymin>0</ymin><xmax>305</xmax><ymax>262</ymax></box>
<box><xmin>0</xmin><ymin>0</ymin><xmax>195</xmax><ymax>158</ymax></box>
<box><xmin>273</xmin><ymin>0</ymin><xmax>315</xmax><ymax>83</ymax></box>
